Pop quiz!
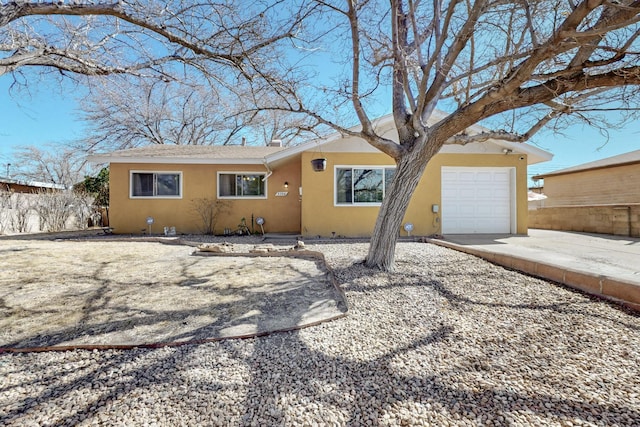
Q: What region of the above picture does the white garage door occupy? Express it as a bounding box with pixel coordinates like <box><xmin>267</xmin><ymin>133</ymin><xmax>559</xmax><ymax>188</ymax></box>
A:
<box><xmin>441</xmin><ymin>167</ymin><xmax>514</xmax><ymax>234</ymax></box>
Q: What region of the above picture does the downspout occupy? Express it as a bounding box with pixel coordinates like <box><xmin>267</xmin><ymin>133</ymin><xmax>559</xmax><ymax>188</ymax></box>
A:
<box><xmin>262</xmin><ymin>159</ymin><xmax>273</xmax><ymax>182</ymax></box>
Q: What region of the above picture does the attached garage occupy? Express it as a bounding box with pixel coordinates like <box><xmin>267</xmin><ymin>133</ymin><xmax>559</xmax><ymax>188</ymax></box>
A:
<box><xmin>441</xmin><ymin>167</ymin><xmax>516</xmax><ymax>234</ymax></box>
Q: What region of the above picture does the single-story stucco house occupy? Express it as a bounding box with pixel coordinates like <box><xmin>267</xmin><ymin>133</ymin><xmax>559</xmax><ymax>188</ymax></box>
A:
<box><xmin>529</xmin><ymin>149</ymin><xmax>640</xmax><ymax>236</ymax></box>
<box><xmin>89</xmin><ymin>114</ymin><xmax>552</xmax><ymax>237</ymax></box>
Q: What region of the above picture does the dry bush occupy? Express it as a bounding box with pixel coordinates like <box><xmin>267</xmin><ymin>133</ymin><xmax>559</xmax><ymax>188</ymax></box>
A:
<box><xmin>33</xmin><ymin>190</ymin><xmax>77</xmax><ymax>232</ymax></box>
<box><xmin>0</xmin><ymin>189</ymin><xmax>11</xmax><ymax>234</ymax></box>
<box><xmin>10</xmin><ymin>193</ymin><xmax>32</xmax><ymax>233</ymax></box>
<box><xmin>191</xmin><ymin>198</ymin><xmax>230</xmax><ymax>235</ymax></box>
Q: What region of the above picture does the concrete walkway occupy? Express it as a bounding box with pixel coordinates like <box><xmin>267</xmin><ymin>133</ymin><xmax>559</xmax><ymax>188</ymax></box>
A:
<box><xmin>428</xmin><ymin>229</ymin><xmax>640</xmax><ymax>311</ymax></box>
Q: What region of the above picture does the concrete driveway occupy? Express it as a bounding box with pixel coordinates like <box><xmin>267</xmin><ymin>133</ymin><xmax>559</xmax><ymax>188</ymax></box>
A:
<box><xmin>429</xmin><ymin>229</ymin><xmax>640</xmax><ymax>311</ymax></box>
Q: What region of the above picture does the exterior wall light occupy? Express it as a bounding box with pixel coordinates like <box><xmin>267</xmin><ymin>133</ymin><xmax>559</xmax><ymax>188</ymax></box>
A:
<box><xmin>311</xmin><ymin>158</ymin><xmax>327</xmax><ymax>172</ymax></box>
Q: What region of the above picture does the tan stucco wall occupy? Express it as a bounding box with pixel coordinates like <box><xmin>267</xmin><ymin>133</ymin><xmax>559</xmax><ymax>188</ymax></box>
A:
<box><xmin>300</xmin><ymin>151</ymin><xmax>528</xmax><ymax>238</ymax></box>
<box><xmin>109</xmin><ymin>159</ymin><xmax>301</xmax><ymax>235</ymax></box>
<box><xmin>542</xmin><ymin>164</ymin><xmax>640</xmax><ymax>207</ymax></box>
<box><xmin>529</xmin><ymin>204</ymin><xmax>640</xmax><ymax>237</ymax></box>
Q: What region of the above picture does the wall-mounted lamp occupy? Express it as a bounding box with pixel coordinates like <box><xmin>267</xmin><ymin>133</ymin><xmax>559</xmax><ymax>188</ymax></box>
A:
<box><xmin>284</xmin><ymin>181</ymin><xmax>289</xmax><ymax>188</ymax></box>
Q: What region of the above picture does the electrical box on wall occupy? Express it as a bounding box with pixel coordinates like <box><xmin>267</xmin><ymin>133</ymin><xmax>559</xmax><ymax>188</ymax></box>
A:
<box><xmin>432</xmin><ymin>204</ymin><xmax>439</xmax><ymax>213</ymax></box>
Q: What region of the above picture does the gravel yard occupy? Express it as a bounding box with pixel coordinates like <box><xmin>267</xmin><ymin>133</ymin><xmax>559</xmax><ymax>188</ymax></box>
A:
<box><xmin>1</xmin><ymin>239</ymin><xmax>639</xmax><ymax>426</ymax></box>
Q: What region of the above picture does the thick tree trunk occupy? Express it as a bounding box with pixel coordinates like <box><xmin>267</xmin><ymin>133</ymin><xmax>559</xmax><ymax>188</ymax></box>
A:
<box><xmin>365</xmin><ymin>146</ymin><xmax>434</xmax><ymax>271</ymax></box>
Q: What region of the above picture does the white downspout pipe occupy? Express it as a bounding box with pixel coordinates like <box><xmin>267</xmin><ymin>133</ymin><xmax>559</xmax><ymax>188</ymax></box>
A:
<box><xmin>262</xmin><ymin>159</ymin><xmax>273</xmax><ymax>182</ymax></box>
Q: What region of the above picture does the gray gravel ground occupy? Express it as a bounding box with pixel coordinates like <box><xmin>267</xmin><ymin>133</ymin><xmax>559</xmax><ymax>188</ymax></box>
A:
<box><xmin>1</xmin><ymin>241</ymin><xmax>639</xmax><ymax>426</ymax></box>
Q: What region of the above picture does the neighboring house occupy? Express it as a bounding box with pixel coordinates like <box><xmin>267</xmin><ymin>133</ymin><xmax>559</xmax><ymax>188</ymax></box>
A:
<box><xmin>0</xmin><ymin>177</ymin><xmax>67</xmax><ymax>234</ymax></box>
<box><xmin>89</xmin><ymin>114</ymin><xmax>552</xmax><ymax>237</ymax></box>
<box><xmin>0</xmin><ymin>177</ymin><xmax>66</xmax><ymax>194</ymax></box>
<box><xmin>530</xmin><ymin>150</ymin><xmax>640</xmax><ymax>236</ymax></box>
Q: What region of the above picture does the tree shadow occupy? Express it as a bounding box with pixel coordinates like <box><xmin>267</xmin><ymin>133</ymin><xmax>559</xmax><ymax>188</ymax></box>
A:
<box><xmin>1</xmin><ymin>254</ymin><xmax>346</xmax><ymax>350</ymax></box>
<box><xmin>3</xmin><ymin>312</ymin><xmax>639</xmax><ymax>426</ymax></box>
<box><xmin>2</xmin><ymin>243</ymin><xmax>640</xmax><ymax>425</ymax></box>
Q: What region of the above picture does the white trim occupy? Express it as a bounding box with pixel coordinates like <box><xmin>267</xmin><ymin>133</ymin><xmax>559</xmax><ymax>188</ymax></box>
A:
<box><xmin>217</xmin><ymin>171</ymin><xmax>268</xmax><ymax>199</ymax></box>
<box><xmin>510</xmin><ymin>167</ymin><xmax>517</xmax><ymax>233</ymax></box>
<box><xmin>491</xmin><ymin>140</ymin><xmax>553</xmax><ymax>165</ymax></box>
<box><xmin>129</xmin><ymin>170</ymin><xmax>183</xmax><ymax>199</ymax></box>
<box><xmin>264</xmin><ymin>112</ymin><xmax>552</xmax><ymax>165</ymax></box>
<box><xmin>265</xmin><ymin>133</ymin><xmax>343</xmax><ymax>164</ymax></box>
<box><xmin>333</xmin><ymin>164</ymin><xmax>396</xmax><ymax>207</ymax></box>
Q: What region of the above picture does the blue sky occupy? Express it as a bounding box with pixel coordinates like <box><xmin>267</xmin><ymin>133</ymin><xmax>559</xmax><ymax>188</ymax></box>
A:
<box><xmin>526</xmin><ymin>119</ymin><xmax>640</xmax><ymax>182</ymax></box>
<box><xmin>0</xmin><ymin>78</ymin><xmax>88</xmax><ymax>169</ymax></box>
<box><xmin>1</xmin><ymin>75</ymin><xmax>638</xmax><ymax>184</ymax></box>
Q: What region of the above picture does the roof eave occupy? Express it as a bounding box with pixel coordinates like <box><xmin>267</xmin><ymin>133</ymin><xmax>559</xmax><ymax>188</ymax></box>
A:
<box><xmin>491</xmin><ymin>140</ymin><xmax>554</xmax><ymax>165</ymax></box>
<box><xmin>533</xmin><ymin>159</ymin><xmax>640</xmax><ymax>180</ymax></box>
<box><xmin>87</xmin><ymin>155</ymin><xmax>267</xmax><ymax>165</ymax></box>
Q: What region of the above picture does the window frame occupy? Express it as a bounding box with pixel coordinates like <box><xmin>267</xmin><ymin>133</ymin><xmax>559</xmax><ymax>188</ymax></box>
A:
<box><xmin>217</xmin><ymin>171</ymin><xmax>268</xmax><ymax>199</ymax></box>
<box><xmin>129</xmin><ymin>170</ymin><xmax>183</xmax><ymax>199</ymax></box>
<box><xmin>334</xmin><ymin>165</ymin><xmax>396</xmax><ymax>207</ymax></box>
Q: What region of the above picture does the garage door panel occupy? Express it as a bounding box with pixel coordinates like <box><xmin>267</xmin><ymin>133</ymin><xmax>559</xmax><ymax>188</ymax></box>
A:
<box><xmin>441</xmin><ymin>171</ymin><xmax>458</xmax><ymax>182</ymax></box>
<box><xmin>459</xmin><ymin>188</ymin><xmax>478</xmax><ymax>198</ymax></box>
<box><xmin>474</xmin><ymin>172</ymin><xmax>494</xmax><ymax>182</ymax></box>
<box><xmin>476</xmin><ymin>188</ymin><xmax>494</xmax><ymax>198</ymax></box>
<box><xmin>459</xmin><ymin>206</ymin><xmax>477</xmax><ymax>216</ymax></box>
<box><xmin>493</xmin><ymin>208</ymin><xmax>510</xmax><ymax>217</ymax></box>
<box><xmin>458</xmin><ymin>171</ymin><xmax>480</xmax><ymax>181</ymax></box>
<box><xmin>441</xmin><ymin>167</ymin><xmax>514</xmax><ymax>234</ymax></box>
<box><xmin>494</xmin><ymin>174</ymin><xmax>510</xmax><ymax>184</ymax></box>
<box><xmin>475</xmin><ymin>206</ymin><xmax>493</xmax><ymax>216</ymax></box>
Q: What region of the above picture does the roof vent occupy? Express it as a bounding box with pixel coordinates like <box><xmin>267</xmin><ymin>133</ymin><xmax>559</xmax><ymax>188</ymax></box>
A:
<box><xmin>269</xmin><ymin>139</ymin><xmax>282</xmax><ymax>147</ymax></box>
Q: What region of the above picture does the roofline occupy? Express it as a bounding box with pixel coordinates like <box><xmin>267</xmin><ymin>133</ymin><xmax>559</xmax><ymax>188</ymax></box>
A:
<box><xmin>264</xmin><ymin>132</ymin><xmax>344</xmax><ymax>164</ymax></box>
<box><xmin>87</xmin><ymin>155</ymin><xmax>268</xmax><ymax>165</ymax></box>
<box><xmin>0</xmin><ymin>177</ymin><xmax>67</xmax><ymax>190</ymax></box>
<box><xmin>88</xmin><ymin>111</ymin><xmax>553</xmax><ymax>166</ymax></box>
<box><xmin>532</xmin><ymin>158</ymin><xmax>640</xmax><ymax>180</ymax></box>
<box><xmin>266</xmin><ymin>112</ymin><xmax>553</xmax><ymax>165</ymax></box>
<box><xmin>491</xmin><ymin>140</ymin><xmax>553</xmax><ymax>165</ymax></box>
<box><xmin>266</xmin><ymin>114</ymin><xmax>408</xmax><ymax>164</ymax></box>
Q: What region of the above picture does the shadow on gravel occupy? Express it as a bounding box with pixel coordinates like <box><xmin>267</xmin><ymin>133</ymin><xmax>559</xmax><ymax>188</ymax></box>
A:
<box><xmin>2</xmin><ymin>243</ymin><xmax>640</xmax><ymax>426</ymax></box>
<box><xmin>242</xmin><ymin>327</ymin><xmax>640</xmax><ymax>425</ymax></box>
<box><xmin>3</xmin><ymin>300</ymin><xmax>638</xmax><ymax>426</ymax></box>
<box><xmin>0</xmin><ymin>238</ymin><xmax>347</xmax><ymax>351</ymax></box>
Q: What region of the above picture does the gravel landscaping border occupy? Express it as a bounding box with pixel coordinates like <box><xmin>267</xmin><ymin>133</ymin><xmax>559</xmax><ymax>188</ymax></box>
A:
<box><xmin>1</xmin><ymin>239</ymin><xmax>639</xmax><ymax>426</ymax></box>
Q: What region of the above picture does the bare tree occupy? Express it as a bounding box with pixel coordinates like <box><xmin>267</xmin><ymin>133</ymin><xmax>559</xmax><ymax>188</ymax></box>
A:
<box><xmin>10</xmin><ymin>145</ymin><xmax>87</xmax><ymax>188</ymax></box>
<box><xmin>359</xmin><ymin>1</ymin><xmax>640</xmax><ymax>270</ymax></box>
<box><xmin>1</xmin><ymin>1</ymin><xmax>309</xmax><ymax>85</ymax></box>
<box><xmin>4</xmin><ymin>1</ymin><xmax>640</xmax><ymax>270</ymax></box>
<box><xmin>77</xmin><ymin>76</ymin><xmax>310</xmax><ymax>151</ymax></box>
<box><xmin>241</xmin><ymin>0</ymin><xmax>640</xmax><ymax>270</ymax></box>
